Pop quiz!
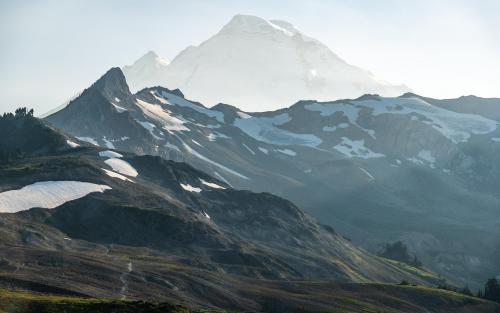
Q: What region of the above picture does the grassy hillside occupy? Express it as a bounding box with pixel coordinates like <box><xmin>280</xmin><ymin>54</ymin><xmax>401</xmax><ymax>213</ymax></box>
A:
<box><xmin>1</xmin><ymin>284</ymin><xmax>499</xmax><ymax>313</ymax></box>
<box><xmin>0</xmin><ymin>288</ymin><xmax>191</xmax><ymax>313</ymax></box>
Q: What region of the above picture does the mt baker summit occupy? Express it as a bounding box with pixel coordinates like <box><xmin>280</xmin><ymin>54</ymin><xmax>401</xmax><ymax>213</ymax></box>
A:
<box><xmin>123</xmin><ymin>14</ymin><xmax>409</xmax><ymax>111</ymax></box>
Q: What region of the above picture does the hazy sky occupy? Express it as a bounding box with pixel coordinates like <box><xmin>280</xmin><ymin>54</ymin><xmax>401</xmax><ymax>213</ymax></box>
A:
<box><xmin>1</xmin><ymin>0</ymin><xmax>500</xmax><ymax>115</ymax></box>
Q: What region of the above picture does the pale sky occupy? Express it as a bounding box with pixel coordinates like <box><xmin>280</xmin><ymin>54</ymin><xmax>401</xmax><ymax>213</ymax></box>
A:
<box><xmin>1</xmin><ymin>0</ymin><xmax>499</xmax><ymax>115</ymax></box>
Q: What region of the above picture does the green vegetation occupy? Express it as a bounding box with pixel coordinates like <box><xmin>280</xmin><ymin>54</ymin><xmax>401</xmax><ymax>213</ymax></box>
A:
<box><xmin>0</xmin><ymin>288</ymin><xmax>189</xmax><ymax>313</ymax></box>
<box><xmin>436</xmin><ymin>283</ymin><xmax>474</xmax><ymax>297</ymax></box>
<box><xmin>383</xmin><ymin>258</ymin><xmax>441</xmax><ymax>282</ymax></box>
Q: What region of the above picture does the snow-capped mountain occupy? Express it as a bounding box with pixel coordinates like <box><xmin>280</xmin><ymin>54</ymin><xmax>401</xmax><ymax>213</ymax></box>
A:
<box><xmin>122</xmin><ymin>14</ymin><xmax>409</xmax><ymax>111</ymax></box>
<box><xmin>45</xmin><ymin>67</ymin><xmax>500</xmax><ymax>289</ymax></box>
<box><xmin>122</xmin><ymin>50</ymin><xmax>170</xmax><ymax>93</ymax></box>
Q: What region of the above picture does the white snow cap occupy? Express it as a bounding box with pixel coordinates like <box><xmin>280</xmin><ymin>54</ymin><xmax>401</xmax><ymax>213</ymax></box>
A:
<box><xmin>220</xmin><ymin>14</ymin><xmax>295</xmax><ymax>36</ymax></box>
<box><xmin>123</xmin><ymin>14</ymin><xmax>409</xmax><ymax>111</ymax></box>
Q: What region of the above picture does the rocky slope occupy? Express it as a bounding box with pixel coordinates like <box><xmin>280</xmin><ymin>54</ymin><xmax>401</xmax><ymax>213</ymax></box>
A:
<box><xmin>0</xmin><ymin>113</ymin><xmax>451</xmax><ymax>311</ymax></box>
<box><xmin>45</xmin><ymin>67</ymin><xmax>500</xmax><ymax>288</ymax></box>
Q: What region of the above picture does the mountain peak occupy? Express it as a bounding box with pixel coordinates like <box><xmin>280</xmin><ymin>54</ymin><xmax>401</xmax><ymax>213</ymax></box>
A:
<box><xmin>135</xmin><ymin>50</ymin><xmax>170</xmax><ymax>67</ymax></box>
<box><xmin>91</xmin><ymin>67</ymin><xmax>131</xmax><ymax>100</ymax></box>
<box><xmin>144</xmin><ymin>50</ymin><xmax>158</xmax><ymax>58</ymax></box>
<box><xmin>122</xmin><ymin>51</ymin><xmax>170</xmax><ymax>92</ymax></box>
<box><xmin>123</xmin><ymin>15</ymin><xmax>410</xmax><ymax>110</ymax></box>
<box><xmin>399</xmin><ymin>92</ymin><xmax>423</xmax><ymax>99</ymax></box>
<box><xmin>220</xmin><ymin>14</ymin><xmax>296</xmax><ymax>36</ymax></box>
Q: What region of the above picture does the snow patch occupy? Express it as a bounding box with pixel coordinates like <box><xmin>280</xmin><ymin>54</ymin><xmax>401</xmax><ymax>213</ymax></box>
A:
<box><xmin>409</xmin><ymin>150</ymin><xmax>436</xmax><ymax>168</ymax></box>
<box><xmin>323</xmin><ymin>123</ymin><xmax>350</xmax><ymax>132</ymax></box>
<box><xmin>200</xmin><ymin>179</ymin><xmax>226</xmax><ymax>189</ymax></box>
<box><xmin>99</xmin><ymin>150</ymin><xmax>123</xmax><ymax>158</ymax></box>
<box><xmin>358</xmin><ymin>97</ymin><xmax>498</xmax><ymax>143</ymax></box>
<box><xmin>136</xmin><ymin>120</ymin><xmax>162</xmax><ymax>139</ymax></box>
<box><xmin>103</xmin><ymin>138</ymin><xmax>115</xmax><ymax>149</ymax></box>
<box><xmin>305</xmin><ymin>102</ymin><xmax>375</xmax><ymax>138</ymax></box>
<box><xmin>359</xmin><ymin>167</ymin><xmax>375</xmax><ymax>181</ymax></box>
<box><xmin>136</xmin><ymin>99</ymin><xmax>189</xmax><ymax>132</ymax></box>
<box><xmin>333</xmin><ymin>137</ymin><xmax>384</xmax><ymax>159</ymax></box>
<box><xmin>242</xmin><ymin>143</ymin><xmax>255</xmax><ymax>155</ymax></box>
<box><xmin>492</xmin><ymin>137</ymin><xmax>500</xmax><ymax>142</ymax></box>
<box><xmin>180</xmin><ymin>183</ymin><xmax>201</xmax><ymax>193</ymax></box>
<box><xmin>158</xmin><ymin>91</ymin><xmax>224</xmax><ymax>123</ymax></box>
<box><xmin>176</xmin><ymin>135</ymin><xmax>249</xmax><ymax>180</ymax></box>
<box><xmin>191</xmin><ymin>139</ymin><xmax>203</xmax><ymax>147</ymax></box>
<box><xmin>165</xmin><ymin>142</ymin><xmax>181</xmax><ymax>152</ymax></box>
<box><xmin>258</xmin><ymin>147</ymin><xmax>268</xmax><ymax>154</ymax></box>
<box><xmin>276</xmin><ymin>148</ymin><xmax>296</xmax><ymax>156</ymax></box>
<box><xmin>102</xmin><ymin>168</ymin><xmax>134</xmax><ymax>182</ymax></box>
<box><xmin>0</xmin><ymin>181</ymin><xmax>110</xmax><ymax>213</ymax></box>
<box><xmin>207</xmin><ymin>132</ymin><xmax>230</xmax><ymax>141</ymax></box>
<box><xmin>112</xmin><ymin>103</ymin><xmax>127</xmax><ymax>113</ymax></box>
<box><xmin>76</xmin><ymin>137</ymin><xmax>98</xmax><ymax>145</ymax></box>
<box><xmin>66</xmin><ymin>140</ymin><xmax>79</xmax><ymax>148</ymax></box>
<box><xmin>237</xmin><ymin>111</ymin><xmax>252</xmax><ymax>119</ymax></box>
<box><xmin>234</xmin><ymin>113</ymin><xmax>322</xmax><ymax>147</ymax></box>
<box><xmin>104</xmin><ymin>158</ymin><xmax>138</xmax><ymax>177</ymax></box>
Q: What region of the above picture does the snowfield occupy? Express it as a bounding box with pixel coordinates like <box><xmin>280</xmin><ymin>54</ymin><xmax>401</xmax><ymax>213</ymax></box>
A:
<box><xmin>0</xmin><ymin>181</ymin><xmax>111</xmax><ymax>213</ymax></box>
<box><xmin>66</xmin><ymin>139</ymin><xmax>80</xmax><ymax>148</ymax></box>
<box><xmin>306</xmin><ymin>97</ymin><xmax>498</xmax><ymax>143</ymax></box>
<box><xmin>99</xmin><ymin>150</ymin><xmax>123</xmax><ymax>158</ymax></box>
<box><xmin>102</xmin><ymin>168</ymin><xmax>134</xmax><ymax>182</ymax></box>
<box><xmin>234</xmin><ymin>113</ymin><xmax>322</xmax><ymax>147</ymax></box>
<box><xmin>136</xmin><ymin>99</ymin><xmax>189</xmax><ymax>132</ymax></box>
<box><xmin>361</xmin><ymin>97</ymin><xmax>498</xmax><ymax>143</ymax></box>
<box><xmin>334</xmin><ymin>137</ymin><xmax>384</xmax><ymax>159</ymax></box>
<box><xmin>136</xmin><ymin>120</ymin><xmax>163</xmax><ymax>140</ymax></box>
<box><xmin>159</xmin><ymin>90</ymin><xmax>224</xmax><ymax>123</ymax></box>
<box><xmin>104</xmin><ymin>158</ymin><xmax>138</xmax><ymax>177</ymax></box>
<box><xmin>112</xmin><ymin>103</ymin><xmax>127</xmax><ymax>113</ymax></box>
